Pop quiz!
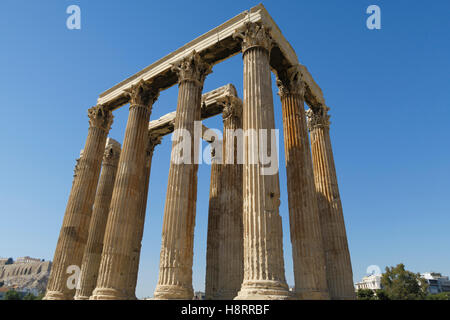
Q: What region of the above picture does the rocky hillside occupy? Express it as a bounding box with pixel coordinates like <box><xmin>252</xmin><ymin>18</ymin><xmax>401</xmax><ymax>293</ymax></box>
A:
<box><xmin>0</xmin><ymin>260</ymin><xmax>51</xmax><ymax>293</ymax></box>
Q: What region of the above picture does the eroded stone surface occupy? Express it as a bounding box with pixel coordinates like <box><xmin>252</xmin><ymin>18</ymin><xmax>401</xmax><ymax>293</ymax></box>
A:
<box><xmin>277</xmin><ymin>66</ymin><xmax>329</xmax><ymax>300</ymax></box>
<box><xmin>153</xmin><ymin>52</ymin><xmax>211</xmax><ymax>300</ymax></box>
<box><xmin>74</xmin><ymin>138</ymin><xmax>121</xmax><ymax>300</ymax></box>
<box><xmin>44</xmin><ymin>105</ymin><xmax>112</xmax><ymax>300</ymax></box>
<box><xmin>307</xmin><ymin>106</ymin><xmax>355</xmax><ymax>300</ymax></box>
<box><xmin>234</xmin><ymin>22</ymin><xmax>290</xmax><ymax>300</ymax></box>
<box><xmin>91</xmin><ymin>82</ymin><xmax>158</xmax><ymax>300</ymax></box>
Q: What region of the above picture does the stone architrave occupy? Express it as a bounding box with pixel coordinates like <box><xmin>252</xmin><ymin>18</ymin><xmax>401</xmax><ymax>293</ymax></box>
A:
<box><xmin>74</xmin><ymin>138</ymin><xmax>121</xmax><ymax>300</ymax></box>
<box><xmin>306</xmin><ymin>106</ymin><xmax>355</xmax><ymax>300</ymax></box>
<box><xmin>233</xmin><ymin>22</ymin><xmax>290</xmax><ymax>300</ymax></box>
<box><xmin>153</xmin><ymin>51</ymin><xmax>212</xmax><ymax>300</ymax></box>
<box><xmin>276</xmin><ymin>66</ymin><xmax>329</xmax><ymax>299</ymax></box>
<box><xmin>91</xmin><ymin>80</ymin><xmax>159</xmax><ymax>300</ymax></box>
<box><xmin>44</xmin><ymin>105</ymin><xmax>113</xmax><ymax>300</ymax></box>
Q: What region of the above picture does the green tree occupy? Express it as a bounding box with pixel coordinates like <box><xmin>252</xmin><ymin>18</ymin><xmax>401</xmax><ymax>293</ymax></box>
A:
<box><xmin>23</xmin><ymin>293</ymin><xmax>37</xmax><ymax>300</ymax></box>
<box><xmin>381</xmin><ymin>263</ymin><xmax>428</xmax><ymax>300</ymax></box>
<box><xmin>356</xmin><ymin>288</ymin><xmax>375</xmax><ymax>300</ymax></box>
<box><xmin>35</xmin><ymin>292</ymin><xmax>45</xmax><ymax>300</ymax></box>
<box><xmin>4</xmin><ymin>290</ymin><xmax>22</xmax><ymax>300</ymax></box>
<box><xmin>375</xmin><ymin>289</ymin><xmax>390</xmax><ymax>300</ymax></box>
<box><xmin>426</xmin><ymin>292</ymin><xmax>450</xmax><ymax>300</ymax></box>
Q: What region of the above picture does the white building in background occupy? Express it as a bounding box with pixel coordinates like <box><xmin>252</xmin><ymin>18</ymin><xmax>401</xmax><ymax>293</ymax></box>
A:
<box><xmin>421</xmin><ymin>272</ymin><xmax>450</xmax><ymax>294</ymax></box>
<box><xmin>15</xmin><ymin>256</ymin><xmax>42</xmax><ymax>264</ymax></box>
<box><xmin>355</xmin><ymin>274</ymin><xmax>383</xmax><ymax>291</ymax></box>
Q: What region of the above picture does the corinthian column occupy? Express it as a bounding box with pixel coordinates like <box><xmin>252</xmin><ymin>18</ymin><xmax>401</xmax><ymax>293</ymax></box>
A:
<box><xmin>233</xmin><ymin>22</ymin><xmax>290</xmax><ymax>300</ymax></box>
<box><xmin>91</xmin><ymin>80</ymin><xmax>159</xmax><ymax>300</ymax></box>
<box><xmin>74</xmin><ymin>138</ymin><xmax>121</xmax><ymax>300</ymax></box>
<box><xmin>125</xmin><ymin>134</ymin><xmax>162</xmax><ymax>299</ymax></box>
<box><xmin>205</xmin><ymin>143</ymin><xmax>222</xmax><ymax>300</ymax></box>
<box><xmin>276</xmin><ymin>66</ymin><xmax>329</xmax><ymax>300</ymax></box>
<box><xmin>153</xmin><ymin>51</ymin><xmax>212</xmax><ymax>300</ymax></box>
<box><xmin>216</xmin><ymin>97</ymin><xmax>244</xmax><ymax>300</ymax></box>
<box><xmin>306</xmin><ymin>106</ymin><xmax>355</xmax><ymax>300</ymax></box>
<box><xmin>44</xmin><ymin>105</ymin><xmax>113</xmax><ymax>300</ymax></box>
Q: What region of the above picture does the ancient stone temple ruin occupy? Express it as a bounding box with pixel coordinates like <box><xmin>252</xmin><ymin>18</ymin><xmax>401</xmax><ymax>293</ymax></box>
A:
<box><xmin>0</xmin><ymin>257</ymin><xmax>51</xmax><ymax>294</ymax></box>
<box><xmin>44</xmin><ymin>4</ymin><xmax>354</xmax><ymax>300</ymax></box>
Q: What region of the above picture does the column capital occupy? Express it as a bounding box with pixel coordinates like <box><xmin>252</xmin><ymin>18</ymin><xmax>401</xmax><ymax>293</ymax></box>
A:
<box><xmin>124</xmin><ymin>79</ymin><xmax>160</xmax><ymax>109</ymax></box>
<box><xmin>233</xmin><ymin>22</ymin><xmax>273</xmax><ymax>55</ymax></box>
<box><xmin>73</xmin><ymin>149</ymin><xmax>84</xmax><ymax>179</ymax></box>
<box><xmin>207</xmin><ymin>138</ymin><xmax>223</xmax><ymax>164</ymax></box>
<box><xmin>88</xmin><ymin>105</ymin><xmax>113</xmax><ymax>132</ymax></box>
<box><xmin>276</xmin><ymin>65</ymin><xmax>306</xmax><ymax>98</ymax></box>
<box><xmin>147</xmin><ymin>133</ymin><xmax>163</xmax><ymax>155</ymax></box>
<box><xmin>219</xmin><ymin>96</ymin><xmax>242</xmax><ymax>121</ymax></box>
<box><xmin>171</xmin><ymin>50</ymin><xmax>212</xmax><ymax>87</ymax></box>
<box><xmin>103</xmin><ymin>138</ymin><xmax>121</xmax><ymax>166</ymax></box>
<box><xmin>306</xmin><ymin>105</ymin><xmax>331</xmax><ymax>131</ymax></box>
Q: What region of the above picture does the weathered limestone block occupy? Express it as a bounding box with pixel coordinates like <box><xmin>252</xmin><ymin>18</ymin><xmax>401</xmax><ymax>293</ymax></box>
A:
<box><xmin>91</xmin><ymin>80</ymin><xmax>159</xmax><ymax>300</ymax></box>
<box><xmin>233</xmin><ymin>22</ymin><xmax>290</xmax><ymax>300</ymax></box>
<box><xmin>74</xmin><ymin>138</ymin><xmax>121</xmax><ymax>300</ymax></box>
<box><xmin>44</xmin><ymin>105</ymin><xmax>113</xmax><ymax>300</ymax></box>
<box><xmin>153</xmin><ymin>51</ymin><xmax>212</xmax><ymax>300</ymax></box>
<box><xmin>276</xmin><ymin>66</ymin><xmax>329</xmax><ymax>300</ymax></box>
<box><xmin>306</xmin><ymin>106</ymin><xmax>355</xmax><ymax>300</ymax></box>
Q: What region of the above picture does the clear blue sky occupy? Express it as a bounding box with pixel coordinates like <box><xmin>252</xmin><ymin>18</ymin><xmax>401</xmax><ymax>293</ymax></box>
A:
<box><xmin>0</xmin><ymin>1</ymin><xmax>449</xmax><ymax>298</ymax></box>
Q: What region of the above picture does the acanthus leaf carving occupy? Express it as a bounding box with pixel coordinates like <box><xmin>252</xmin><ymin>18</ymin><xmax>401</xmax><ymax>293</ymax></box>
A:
<box><xmin>233</xmin><ymin>22</ymin><xmax>273</xmax><ymax>54</ymax></box>
<box><xmin>88</xmin><ymin>105</ymin><xmax>113</xmax><ymax>131</ymax></box>
<box><xmin>171</xmin><ymin>50</ymin><xmax>212</xmax><ymax>87</ymax></box>
<box><xmin>147</xmin><ymin>133</ymin><xmax>163</xmax><ymax>155</ymax></box>
<box><xmin>73</xmin><ymin>151</ymin><xmax>83</xmax><ymax>179</ymax></box>
<box><xmin>220</xmin><ymin>96</ymin><xmax>243</xmax><ymax>121</ymax></box>
<box><xmin>306</xmin><ymin>105</ymin><xmax>331</xmax><ymax>131</ymax></box>
<box><xmin>124</xmin><ymin>79</ymin><xmax>160</xmax><ymax>108</ymax></box>
<box><xmin>276</xmin><ymin>65</ymin><xmax>306</xmax><ymax>98</ymax></box>
<box><xmin>103</xmin><ymin>138</ymin><xmax>121</xmax><ymax>165</ymax></box>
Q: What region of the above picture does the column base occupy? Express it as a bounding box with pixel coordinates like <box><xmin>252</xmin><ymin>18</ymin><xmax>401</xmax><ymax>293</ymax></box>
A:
<box><xmin>73</xmin><ymin>294</ymin><xmax>90</xmax><ymax>300</ymax></box>
<box><xmin>234</xmin><ymin>280</ymin><xmax>291</xmax><ymax>300</ymax></box>
<box><xmin>43</xmin><ymin>290</ymin><xmax>73</xmax><ymax>300</ymax></box>
<box><xmin>153</xmin><ymin>284</ymin><xmax>193</xmax><ymax>300</ymax></box>
<box><xmin>90</xmin><ymin>288</ymin><xmax>131</xmax><ymax>300</ymax></box>
<box><xmin>296</xmin><ymin>290</ymin><xmax>330</xmax><ymax>300</ymax></box>
<box><xmin>329</xmin><ymin>294</ymin><xmax>356</xmax><ymax>300</ymax></box>
<box><xmin>211</xmin><ymin>289</ymin><xmax>239</xmax><ymax>300</ymax></box>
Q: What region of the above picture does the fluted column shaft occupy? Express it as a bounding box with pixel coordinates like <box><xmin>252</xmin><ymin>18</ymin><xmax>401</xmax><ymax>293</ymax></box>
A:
<box><xmin>74</xmin><ymin>139</ymin><xmax>121</xmax><ymax>300</ymax></box>
<box><xmin>153</xmin><ymin>51</ymin><xmax>212</xmax><ymax>300</ymax></box>
<box><xmin>125</xmin><ymin>135</ymin><xmax>161</xmax><ymax>299</ymax></box>
<box><xmin>205</xmin><ymin>99</ymin><xmax>244</xmax><ymax>300</ymax></box>
<box><xmin>307</xmin><ymin>107</ymin><xmax>355</xmax><ymax>300</ymax></box>
<box><xmin>233</xmin><ymin>22</ymin><xmax>289</xmax><ymax>300</ymax></box>
<box><xmin>91</xmin><ymin>80</ymin><xmax>159</xmax><ymax>300</ymax></box>
<box><xmin>277</xmin><ymin>67</ymin><xmax>329</xmax><ymax>299</ymax></box>
<box><xmin>215</xmin><ymin>98</ymin><xmax>244</xmax><ymax>300</ymax></box>
<box><xmin>205</xmin><ymin>148</ymin><xmax>222</xmax><ymax>299</ymax></box>
<box><xmin>44</xmin><ymin>105</ymin><xmax>112</xmax><ymax>300</ymax></box>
